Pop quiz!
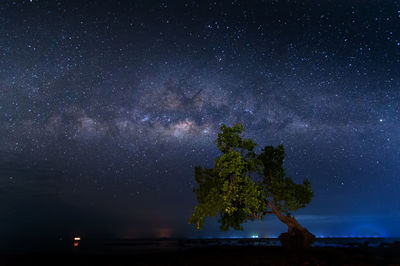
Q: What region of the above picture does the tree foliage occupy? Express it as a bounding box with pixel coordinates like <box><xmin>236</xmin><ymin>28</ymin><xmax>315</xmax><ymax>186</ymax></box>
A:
<box><xmin>189</xmin><ymin>123</ymin><xmax>313</xmax><ymax>231</ymax></box>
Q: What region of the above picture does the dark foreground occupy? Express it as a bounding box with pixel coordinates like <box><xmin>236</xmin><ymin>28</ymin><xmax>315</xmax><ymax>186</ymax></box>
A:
<box><xmin>2</xmin><ymin>245</ymin><xmax>400</xmax><ymax>266</ymax></box>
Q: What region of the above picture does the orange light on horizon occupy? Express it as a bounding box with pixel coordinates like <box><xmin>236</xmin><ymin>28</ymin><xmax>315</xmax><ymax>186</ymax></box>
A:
<box><xmin>157</xmin><ymin>228</ymin><xmax>173</xmax><ymax>238</ymax></box>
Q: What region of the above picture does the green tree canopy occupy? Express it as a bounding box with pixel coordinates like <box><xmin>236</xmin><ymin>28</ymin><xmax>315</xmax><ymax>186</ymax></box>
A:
<box><xmin>189</xmin><ymin>123</ymin><xmax>314</xmax><ymax>235</ymax></box>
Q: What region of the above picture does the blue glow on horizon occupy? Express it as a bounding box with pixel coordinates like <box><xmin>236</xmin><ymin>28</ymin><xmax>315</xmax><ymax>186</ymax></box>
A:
<box><xmin>350</xmin><ymin>224</ymin><xmax>387</xmax><ymax>238</ymax></box>
<box><xmin>198</xmin><ymin>234</ymin><xmax>390</xmax><ymax>239</ymax></box>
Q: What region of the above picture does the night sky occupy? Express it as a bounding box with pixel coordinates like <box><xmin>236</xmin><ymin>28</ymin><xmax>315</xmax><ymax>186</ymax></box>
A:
<box><xmin>1</xmin><ymin>0</ymin><xmax>400</xmax><ymax>245</ymax></box>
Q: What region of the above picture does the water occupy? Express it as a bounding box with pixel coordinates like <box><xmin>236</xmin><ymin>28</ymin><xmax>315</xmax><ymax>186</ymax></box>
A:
<box><xmin>90</xmin><ymin>237</ymin><xmax>400</xmax><ymax>252</ymax></box>
<box><xmin>181</xmin><ymin>237</ymin><xmax>400</xmax><ymax>248</ymax></box>
<box><xmin>2</xmin><ymin>237</ymin><xmax>399</xmax><ymax>254</ymax></box>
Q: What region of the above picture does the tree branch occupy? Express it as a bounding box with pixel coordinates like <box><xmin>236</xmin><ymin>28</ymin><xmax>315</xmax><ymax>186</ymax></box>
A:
<box><xmin>262</xmin><ymin>210</ymin><xmax>273</xmax><ymax>215</ymax></box>
<box><xmin>265</xmin><ymin>200</ymin><xmax>300</xmax><ymax>228</ymax></box>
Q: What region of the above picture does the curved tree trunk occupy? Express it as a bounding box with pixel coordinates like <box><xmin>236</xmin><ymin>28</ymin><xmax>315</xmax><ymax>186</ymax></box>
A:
<box><xmin>266</xmin><ymin>201</ymin><xmax>315</xmax><ymax>249</ymax></box>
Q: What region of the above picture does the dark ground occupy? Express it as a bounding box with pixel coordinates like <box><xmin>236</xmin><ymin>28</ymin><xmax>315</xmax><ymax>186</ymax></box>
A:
<box><xmin>2</xmin><ymin>245</ymin><xmax>400</xmax><ymax>266</ymax></box>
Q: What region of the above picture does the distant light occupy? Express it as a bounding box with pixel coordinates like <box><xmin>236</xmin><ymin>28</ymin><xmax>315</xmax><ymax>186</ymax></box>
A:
<box><xmin>379</xmin><ymin>118</ymin><xmax>383</xmax><ymax>122</ymax></box>
<box><xmin>73</xmin><ymin>237</ymin><xmax>81</xmax><ymax>247</ymax></box>
<box><xmin>250</xmin><ymin>234</ymin><xmax>259</xmax><ymax>238</ymax></box>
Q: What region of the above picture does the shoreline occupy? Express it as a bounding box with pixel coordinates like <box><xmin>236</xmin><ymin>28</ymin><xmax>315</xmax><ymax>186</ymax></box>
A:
<box><xmin>2</xmin><ymin>244</ymin><xmax>400</xmax><ymax>265</ymax></box>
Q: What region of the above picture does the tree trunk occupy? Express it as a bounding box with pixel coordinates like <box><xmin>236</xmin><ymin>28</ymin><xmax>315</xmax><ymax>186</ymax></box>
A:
<box><xmin>266</xmin><ymin>201</ymin><xmax>315</xmax><ymax>250</ymax></box>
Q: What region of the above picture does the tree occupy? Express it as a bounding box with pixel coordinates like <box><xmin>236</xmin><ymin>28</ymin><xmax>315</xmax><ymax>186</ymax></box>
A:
<box><xmin>189</xmin><ymin>123</ymin><xmax>315</xmax><ymax>249</ymax></box>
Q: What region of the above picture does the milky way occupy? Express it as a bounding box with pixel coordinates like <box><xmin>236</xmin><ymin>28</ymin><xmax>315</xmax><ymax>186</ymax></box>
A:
<box><xmin>1</xmin><ymin>0</ymin><xmax>400</xmax><ymax>241</ymax></box>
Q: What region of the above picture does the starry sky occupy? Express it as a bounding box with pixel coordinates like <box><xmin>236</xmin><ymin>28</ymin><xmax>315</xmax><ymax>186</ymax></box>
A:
<box><xmin>1</xmin><ymin>0</ymin><xmax>400</xmax><ymax>245</ymax></box>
